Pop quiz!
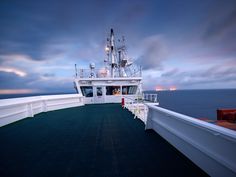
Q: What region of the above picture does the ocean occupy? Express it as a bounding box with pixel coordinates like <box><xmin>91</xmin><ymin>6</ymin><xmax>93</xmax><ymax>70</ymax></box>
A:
<box><xmin>145</xmin><ymin>89</ymin><xmax>236</xmax><ymax>120</ymax></box>
<box><xmin>0</xmin><ymin>89</ymin><xmax>236</xmax><ymax>120</ymax></box>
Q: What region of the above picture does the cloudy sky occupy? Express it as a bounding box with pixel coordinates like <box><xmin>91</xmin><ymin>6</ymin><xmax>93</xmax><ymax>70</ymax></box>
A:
<box><xmin>0</xmin><ymin>0</ymin><xmax>236</xmax><ymax>94</ymax></box>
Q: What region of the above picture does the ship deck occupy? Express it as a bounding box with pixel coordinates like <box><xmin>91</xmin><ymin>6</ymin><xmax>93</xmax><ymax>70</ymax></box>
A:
<box><xmin>0</xmin><ymin>104</ymin><xmax>208</xmax><ymax>177</ymax></box>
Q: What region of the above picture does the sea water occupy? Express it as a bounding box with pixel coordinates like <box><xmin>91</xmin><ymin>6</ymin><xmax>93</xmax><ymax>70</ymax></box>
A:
<box><xmin>145</xmin><ymin>89</ymin><xmax>236</xmax><ymax>120</ymax></box>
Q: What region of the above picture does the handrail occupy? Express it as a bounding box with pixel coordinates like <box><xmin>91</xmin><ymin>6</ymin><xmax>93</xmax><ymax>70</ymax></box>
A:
<box><xmin>143</xmin><ymin>93</ymin><xmax>158</xmax><ymax>103</ymax></box>
<box><xmin>78</xmin><ymin>68</ymin><xmax>142</xmax><ymax>78</ymax></box>
<box><xmin>145</xmin><ymin>103</ymin><xmax>236</xmax><ymax>177</ymax></box>
<box><xmin>124</xmin><ymin>95</ymin><xmax>236</xmax><ymax>176</ymax></box>
<box><xmin>147</xmin><ymin>104</ymin><xmax>236</xmax><ymax>138</ymax></box>
<box><xmin>0</xmin><ymin>94</ymin><xmax>85</xmax><ymax>127</ymax></box>
<box><xmin>122</xmin><ymin>95</ymin><xmax>158</xmax><ymax>123</ymax></box>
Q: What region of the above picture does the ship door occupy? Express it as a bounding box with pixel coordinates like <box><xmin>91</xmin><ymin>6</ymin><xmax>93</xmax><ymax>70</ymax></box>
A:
<box><xmin>94</xmin><ymin>86</ymin><xmax>104</xmax><ymax>103</ymax></box>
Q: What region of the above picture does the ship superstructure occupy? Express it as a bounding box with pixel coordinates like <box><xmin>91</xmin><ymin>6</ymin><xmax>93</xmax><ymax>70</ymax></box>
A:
<box><xmin>74</xmin><ymin>29</ymin><xmax>142</xmax><ymax>104</ymax></box>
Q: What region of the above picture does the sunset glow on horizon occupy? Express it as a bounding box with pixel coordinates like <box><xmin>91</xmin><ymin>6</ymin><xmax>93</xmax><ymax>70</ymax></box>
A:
<box><xmin>155</xmin><ymin>85</ymin><xmax>177</xmax><ymax>91</ymax></box>
<box><xmin>0</xmin><ymin>89</ymin><xmax>37</xmax><ymax>95</ymax></box>
<box><xmin>169</xmin><ymin>86</ymin><xmax>177</xmax><ymax>91</ymax></box>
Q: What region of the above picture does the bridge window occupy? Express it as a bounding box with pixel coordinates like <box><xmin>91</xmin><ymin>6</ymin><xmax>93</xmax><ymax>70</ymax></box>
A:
<box><xmin>81</xmin><ymin>86</ymin><xmax>93</xmax><ymax>97</ymax></box>
<box><xmin>122</xmin><ymin>86</ymin><xmax>137</xmax><ymax>95</ymax></box>
<box><xmin>106</xmin><ymin>86</ymin><xmax>120</xmax><ymax>95</ymax></box>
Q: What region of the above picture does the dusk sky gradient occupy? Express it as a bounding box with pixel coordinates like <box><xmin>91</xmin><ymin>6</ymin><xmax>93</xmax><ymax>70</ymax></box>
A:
<box><xmin>0</xmin><ymin>0</ymin><xmax>236</xmax><ymax>94</ymax></box>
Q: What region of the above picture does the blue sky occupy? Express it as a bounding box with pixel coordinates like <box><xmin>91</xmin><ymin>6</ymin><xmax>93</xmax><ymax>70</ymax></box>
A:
<box><xmin>0</xmin><ymin>0</ymin><xmax>236</xmax><ymax>94</ymax></box>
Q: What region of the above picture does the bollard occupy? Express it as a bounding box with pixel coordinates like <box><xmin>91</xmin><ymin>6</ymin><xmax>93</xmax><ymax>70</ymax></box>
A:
<box><xmin>121</xmin><ymin>97</ymin><xmax>125</xmax><ymax>108</ymax></box>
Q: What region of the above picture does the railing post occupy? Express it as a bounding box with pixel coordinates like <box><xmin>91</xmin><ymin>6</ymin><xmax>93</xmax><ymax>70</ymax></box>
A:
<box><xmin>121</xmin><ymin>97</ymin><xmax>125</xmax><ymax>108</ymax></box>
<box><xmin>27</xmin><ymin>103</ymin><xmax>34</xmax><ymax>117</ymax></box>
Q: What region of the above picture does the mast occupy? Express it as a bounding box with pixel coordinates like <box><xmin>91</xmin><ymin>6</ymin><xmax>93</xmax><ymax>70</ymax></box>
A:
<box><xmin>110</xmin><ymin>28</ymin><xmax>116</xmax><ymax>77</ymax></box>
<box><xmin>105</xmin><ymin>28</ymin><xmax>133</xmax><ymax>78</ymax></box>
<box><xmin>74</xmin><ymin>64</ymin><xmax>78</xmax><ymax>78</ymax></box>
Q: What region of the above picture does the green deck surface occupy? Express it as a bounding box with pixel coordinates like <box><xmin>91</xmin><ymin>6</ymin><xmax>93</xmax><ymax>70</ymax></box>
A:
<box><xmin>0</xmin><ymin>104</ymin><xmax>208</xmax><ymax>177</ymax></box>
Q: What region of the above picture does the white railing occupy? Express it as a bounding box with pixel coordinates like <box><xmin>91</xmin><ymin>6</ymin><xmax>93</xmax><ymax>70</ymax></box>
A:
<box><xmin>123</xmin><ymin>95</ymin><xmax>236</xmax><ymax>176</ymax></box>
<box><xmin>143</xmin><ymin>93</ymin><xmax>158</xmax><ymax>102</ymax></box>
<box><xmin>123</xmin><ymin>96</ymin><xmax>158</xmax><ymax>123</ymax></box>
<box><xmin>146</xmin><ymin>104</ymin><xmax>236</xmax><ymax>177</ymax></box>
<box><xmin>78</xmin><ymin>68</ymin><xmax>142</xmax><ymax>78</ymax></box>
<box><xmin>0</xmin><ymin>94</ymin><xmax>84</xmax><ymax>127</ymax></box>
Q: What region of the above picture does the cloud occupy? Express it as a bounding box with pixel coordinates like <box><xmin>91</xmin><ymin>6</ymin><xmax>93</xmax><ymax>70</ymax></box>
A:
<box><xmin>0</xmin><ymin>54</ymin><xmax>42</xmax><ymax>76</ymax></box>
<box><xmin>161</xmin><ymin>68</ymin><xmax>179</xmax><ymax>77</ymax></box>
<box><xmin>0</xmin><ymin>0</ymin><xmax>236</xmax><ymax>92</ymax></box>
<box><xmin>0</xmin><ymin>54</ymin><xmax>33</xmax><ymax>63</ymax></box>
<box><xmin>0</xmin><ymin>0</ymin><xmax>102</xmax><ymax>61</ymax></box>
<box><xmin>169</xmin><ymin>64</ymin><xmax>236</xmax><ymax>88</ymax></box>
<box><xmin>0</xmin><ymin>66</ymin><xmax>27</xmax><ymax>77</ymax></box>
<box><xmin>135</xmin><ymin>35</ymin><xmax>168</xmax><ymax>70</ymax></box>
<box><xmin>0</xmin><ymin>70</ymin><xmax>75</xmax><ymax>93</ymax></box>
<box><xmin>0</xmin><ymin>71</ymin><xmax>37</xmax><ymax>89</ymax></box>
<box><xmin>43</xmin><ymin>73</ymin><xmax>55</xmax><ymax>78</ymax></box>
<box><xmin>203</xmin><ymin>5</ymin><xmax>236</xmax><ymax>41</ymax></box>
<box><xmin>114</xmin><ymin>2</ymin><xmax>149</xmax><ymax>25</ymax></box>
<box><xmin>142</xmin><ymin>60</ymin><xmax>236</xmax><ymax>90</ymax></box>
<box><xmin>0</xmin><ymin>52</ymin><xmax>76</xmax><ymax>93</ymax></box>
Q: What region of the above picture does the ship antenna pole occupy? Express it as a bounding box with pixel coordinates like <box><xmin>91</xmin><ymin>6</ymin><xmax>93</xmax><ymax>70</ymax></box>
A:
<box><xmin>75</xmin><ymin>64</ymin><xmax>78</xmax><ymax>78</ymax></box>
<box><xmin>110</xmin><ymin>28</ymin><xmax>116</xmax><ymax>78</ymax></box>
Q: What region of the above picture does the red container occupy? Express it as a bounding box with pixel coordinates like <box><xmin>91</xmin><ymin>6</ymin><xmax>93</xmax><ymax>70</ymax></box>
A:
<box><xmin>217</xmin><ymin>109</ymin><xmax>236</xmax><ymax>123</ymax></box>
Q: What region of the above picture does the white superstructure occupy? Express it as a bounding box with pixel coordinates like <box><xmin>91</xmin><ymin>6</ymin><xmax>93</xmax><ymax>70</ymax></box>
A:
<box><xmin>74</xmin><ymin>29</ymin><xmax>142</xmax><ymax>104</ymax></box>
